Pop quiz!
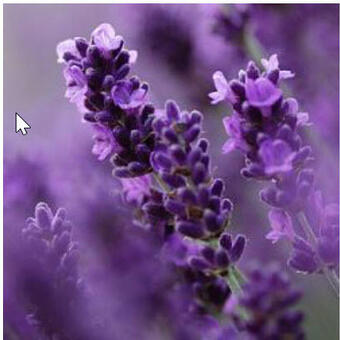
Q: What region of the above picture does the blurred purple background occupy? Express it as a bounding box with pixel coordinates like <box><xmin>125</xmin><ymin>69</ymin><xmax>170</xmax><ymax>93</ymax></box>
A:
<box><xmin>4</xmin><ymin>4</ymin><xmax>339</xmax><ymax>339</ymax></box>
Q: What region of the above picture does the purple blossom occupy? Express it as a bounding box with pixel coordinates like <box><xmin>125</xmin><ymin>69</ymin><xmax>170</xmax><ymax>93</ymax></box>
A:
<box><xmin>266</xmin><ymin>209</ymin><xmax>295</xmax><ymax>243</ymax></box>
<box><xmin>210</xmin><ymin>55</ymin><xmax>338</xmax><ymax>282</ymax></box>
<box><xmin>92</xmin><ymin>124</ymin><xmax>120</xmax><ymax>161</ymax></box>
<box><xmin>258</xmin><ymin>139</ymin><xmax>295</xmax><ymax>176</ymax></box>
<box><xmin>58</xmin><ymin>23</ymin><xmax>156</xmax><ymax>178</ymax></box>
<box><xmin>209</xmin><ymin>71</ymin><xmax>236</xmax><ymax>105</ymax></box>
<box><xmin>233</xmin><ymin>266</ymin><xmax>305</xmax><ymax>339</ymax></box>
<box><xmin>120</xmin><ymin>174</ymin><xmax>152</xmax><ymax>205</ymax></box>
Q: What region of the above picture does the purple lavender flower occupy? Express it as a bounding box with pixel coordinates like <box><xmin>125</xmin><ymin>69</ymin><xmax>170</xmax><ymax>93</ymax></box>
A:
<box><xmin>233</xmin><ymin>265</ymin><xmax>305</xmax><ymax>340</ymax></box>
<box><xmin>58</xmin><ymin>23</ymin><xmax>156</xmax><ymax>178</ymax></box>
<box><xmin>210</xmin><ymin>55</ymin><xmax>339</xmax><ymax>285</ymax></box>
<box><xmin>151</xmin><ymin>100</ymin><xmax>233</xmax><ymax>240</ymax></box>
<box><xmin>20</xmin><ymin>202</ymin><xmax>90</xmax><ymax>339</ymax></box>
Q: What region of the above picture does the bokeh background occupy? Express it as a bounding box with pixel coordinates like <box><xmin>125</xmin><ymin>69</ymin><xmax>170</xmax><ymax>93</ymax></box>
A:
<box><xmin>4</xmin><ymin>4</ymin><xmax>339</xmax><ymax>339</ymax></box>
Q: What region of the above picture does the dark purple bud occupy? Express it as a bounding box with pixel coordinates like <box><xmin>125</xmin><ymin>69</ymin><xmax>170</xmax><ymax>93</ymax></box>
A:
<box><xmin>113</xmin><ymin>126</ymin><xmax>130</xmax><ymax>147</ymax></box>
<box><xmin>230</xmin><ymin>79</ymin><xmax>245</xmax><ymax>98</ymax></box>
<box><xmin>204</xmin><ymin>209</ymin><xmax>220</xmax><ymax>232</ymax></box>
<box><xmin>268</xmin><ymin>69</ymin><xmax>280</xmax><ymax>84</ymax></box>
<box><xmin>143</xmin><ymin>203</ymin><xmax>169</xmax><ymax>218</ymax></box>
<box><xmin>169</xmin><ymin>145</ymin><xmax>186</xmax><ymax>165</ymax></box>
<box><xmin>164</xmin><ymin>128</ymin><xmax>179</xmax><ymax>143</ymax></box>
<box><xmin>130</xmin><ymin>130</ymin><xmax>141</xmax><ymax>145</ymax></box>
<box><xmin>230</xmin><ymin>235</ymin><xmax>246</xmax><ymax>262</ymax></box>
<box><xmin>103</xmin><ymin>75</ymin><xmax>115</xmax><ymax>91</ymax></box>
<box><xmin>74</xmin><ymin>37</ymin><xmax>88</xmax><ymax>57</ymax></box>
<box><xmin>246</xmin><ymin>61</ymin><xmax>260</xmax><ymax>79</ymax></box>
<box><xmin>201</xmin><ymin>246</ymin><xmax>215</xmax><ymax>263</ymax></box>
<box><xmin>197</xmin><ymin>139</ymin><xmax>209</xmax><ymax>152</ymax></box>
<box><xmin>136</xmin><ymin>144</ymin><xmax>150</xmax><ymax>163</ymax></box>
<box><xmin>165</xmin><ymin>100</ymin><xmax>180</xmax><ymax>121</ymax></box>
<box><xmin>115</xmin><ymin>51</ymin><xmax>130</xmax><ymax>69</ymax></box>
<box><xmin>190</xmin><ymin>111</ymin><xmax>203</xmax><ymax>125</ymax></box>
<box><xmin>128</xmin><ymin>162</ymin><xmax>146</xmax><ymax>175</ymax></box>
<box><xmin>153</xmin><ymin>118</ymin><xmax>165</xmax><ymax>134</ymax></box>
<box><xmin>216</xmin><ymin>249</ymin><xmax>230</xmax><ymax>268</ymax></box>
<box><xmin>155</xmin><ymin>152</ymin><xmax>172</xmax><ymax>170</ymax></box>
<box><xmin>189</xmin><ymin>256</ymin><xmax>210</xmax><ymax>270</ymax></box>
<box><xmin>178</xmin><ymin>188</ymin><xmax>197</xmax><ymax>204</ymax></box>
<box><xmin>83</xmin><ymin>112</ymin><xmax>96</xmax><ymax>122</ymax></box>
<box><xmin>165</xmin><ymin>199</ymin><xmax>186</xmax><ymax>218</ymax></box>
<box><xmin>184</xmin><ymin>125</ymin><xmax>201</xmax><ymax>143</ymax></box>
<box><xmin>178</xmin><ymin>221</ymin><xmax>204</xmax><ymax>239</ymax></box>
<box><xmin>115</xmin><ymin>64</ymin><xmax>130</xmax><ymax>81</ymax></box>
<box><xmin>210</xmin><ymin>179</ymin><xmax>224</xmax><ymax>197</ymax></box>
<box><xmin>221</xmin><ymin>199</ymin><xmax>233</xmax><ymax>212</ymax></box>
<box><xmin>192</xmin><ymin>163</ymin><xmax>207</xmax><ymax>185</ymax></box>
<box><xmin>219</xmin><ymin>233</ymin><xmax>232</xmax><ymax>250</ymax></box>
<box><xmin>200</xmin><ymin>155</ymin><xmax>210</xmax><ymax>168</ymax></box>
<box><xmin>209</xmin><ymin>197</ymin><xmax>221</xmax><ymax>213</ymax></box>
<box><xmin>113</xmin><ymin>167</ymin><xmax>131</xmax><ymax>178</ymax></box>
<box><xmin>188</xmin><ymin>148</ymin><xmax>202</xmax><ymax>166</ymax></box>
<box><xmin>197</xmin><ymin>186</ymin><xmax>210</xmax><ymax>207</ymax></box>
<box><xmin>161</xmin><ymin>173</ymin><xmax>186</xmax><ymax>188</ymax></box>
<box><xmin>86</xmin><ymin>45</ymin><xmax>102</xmax><ymax>65</ymax></box>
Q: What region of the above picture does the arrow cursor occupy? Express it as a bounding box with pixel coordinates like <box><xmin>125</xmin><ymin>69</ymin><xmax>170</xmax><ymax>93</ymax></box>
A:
<box><xmin>15</xmin><ymin>113</ymin><xmax>31</xmax><ymax>135</ymax></box>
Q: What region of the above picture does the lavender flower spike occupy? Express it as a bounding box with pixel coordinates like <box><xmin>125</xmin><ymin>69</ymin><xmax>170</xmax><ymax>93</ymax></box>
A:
<box><xmin>231</xmin><ymin>265</ymin><xmax>305</xmax><ymax>339</ymax></box>
<box><xmin>58</xmin><ymin>23</ymin><xmax>156</xmax><ymax>177</ymax></box>
<box><xmin>210</xmin><ymin>55</ymin><xmax>339</xmax><ymax>288</ymax></box>
<box><xmin>21</xmin><ymin>202</ymin><xmax>87</xmax><ymax>338</ymax></box>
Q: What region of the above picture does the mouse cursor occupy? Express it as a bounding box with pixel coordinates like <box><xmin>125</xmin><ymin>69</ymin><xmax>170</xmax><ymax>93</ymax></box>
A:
<box><xmin>15</xmin><ymin>112</ymin><xmax>31</xmax><ymax>135</ymax></box>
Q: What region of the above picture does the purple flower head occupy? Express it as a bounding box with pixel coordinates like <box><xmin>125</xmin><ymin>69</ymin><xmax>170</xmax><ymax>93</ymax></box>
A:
<box><xmin>235</xmin><ymin>265</ymin><xmax>304</xmax><ymax>339</ymax></box>
<box><xmin>120</xmin><ymin>174</ymin><xmax>152</xmax><ymax>206</ymax></box>
<box><xmin>151</xmin><ymin>100</ymin><xmax>233</xmax><ymax>239</ymax></box>
<box><xmin>112</xmin><ymin>79</ymin><xmax>148</xmax><ymax>110</ymax></box>
<box><xmin>258</xmin><ymin>139</ymin><xmax>295</xmax><ymax>176</ymax></box>
<box><xmin>266</xmin><ymin>209</ymin><xmax>295</xmax><ymax>243</ymax></box>
<box><xmin>209</xmin><ymin>71</ymin><xmax>236</xmax><ymax>105</ymax></box>
<box><xmin>58</xmin><ymin>24</ymin><xmax>157</xmax><ymax>178</ymax></box>
<box><xmin>90</xmin><ymin>23</ymin><xmax>123</xmax><ymax>54</ymax></box>
<box><xmin>21</xmin><ymin>202</ymin><xmax>89</xmax><ymax>338</ymax></box>
<box><xmin>92</xmin><ymin>124</ymin><xmax>120</xmax><ymax>161</ymax></box>
<box><xmin>222</xmin><ymin>115</ymin><xmax>249</xmax><ymax>154</ymax></box>
<box><xmin>261</xmin><ymin>54</ymin><xmax>295</xmax><ymax>81</ymax></box>
<box><xmin>63</xmin><ymin>65</ymin><xmax>88</xmax><ymax>112</ymax></box>
<box><xmin>245</xmin><ymin>77</ymin><xmax>282</xmax><ymax>115</ymax></box>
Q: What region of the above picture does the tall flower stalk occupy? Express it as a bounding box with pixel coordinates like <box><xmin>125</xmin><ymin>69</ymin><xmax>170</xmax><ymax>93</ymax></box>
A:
<box><xmin>209</xmin><ymin>54</ymin><xmax>339</xmax><ymax>297</ymax></box>
<box><xmin>57</xmin><ymin>23</ymin><xmax>306</xmax><ymax>338</ymax></box>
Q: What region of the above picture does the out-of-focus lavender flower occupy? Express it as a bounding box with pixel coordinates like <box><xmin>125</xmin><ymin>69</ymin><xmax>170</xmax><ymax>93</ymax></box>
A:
<box><xmin>20</xmin><ymin>202</ymin><xmax>89</xmax><ymax>339</ymax></box>
<box><xmin>213</xmin><ymin>4</ymin><xmax>250</xmax><ymax>44</ymax></box>
<box><xmin>58</xmin><ymin>23</ymin><xmax>156</xmax><ymax>178</ymax></box>
<box><xmin>232</xmin><ymin>265</ymin><xmax>305</xmax><ymax>340</ymax></box>
<box><xmin>209</xmin><ymin>55</ymin><xmax>339</xmax><ymax>283</ymax></box>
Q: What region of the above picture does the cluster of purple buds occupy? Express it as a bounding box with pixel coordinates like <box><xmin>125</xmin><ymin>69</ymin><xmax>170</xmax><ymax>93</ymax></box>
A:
<box><xmin>163</xmin><ymin>231</ymin><xmax>245</xmax><ymax>316</ymax></box>
<box><xmin>151</xmin><ymin>100</ymin><xmax>234</xmax><ymax>240</ymax></box>
<box><xmin>57</xmin><ymin>24</ymin><xmax>156</xmax><ymax>177</ymax></box>
<box><xmin>21</xmin><ymin>203</ymin><xmax>84</xmax><ymax>338</ymax></box>
<box><xmin>209</xmin><ymin>54</ymin><xmax>310</xmax><ymax>209</ymax></box>
<box><xmin>209</xmin><ymin>55</ymin><xmax>339</xmax><ymax>277</ymax></box>
<box><xmin>233</xmin><ymin>266</ymin><xmax>305</xmax><ymax>339</ymax></box>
